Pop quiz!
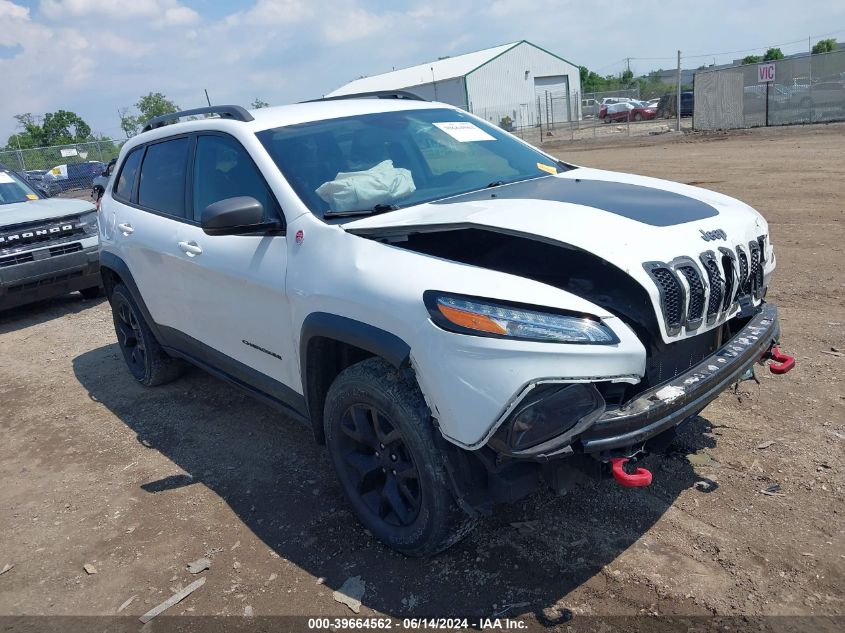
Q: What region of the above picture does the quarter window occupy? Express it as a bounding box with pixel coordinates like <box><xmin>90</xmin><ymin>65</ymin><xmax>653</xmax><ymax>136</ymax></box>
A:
<box><xmin>114</xmin><ymin>147</ymin><xmax>143</xmax><ymax>201</ymax></box>
<box><xmin>138</xmin><ymin>137</ymin><xmax>190</xmax><ymax>217</ymax></box>
<box><xmin>192</xmin><ymin>135</ymin><xmax>277</xmax><ymax>223</ymax></box>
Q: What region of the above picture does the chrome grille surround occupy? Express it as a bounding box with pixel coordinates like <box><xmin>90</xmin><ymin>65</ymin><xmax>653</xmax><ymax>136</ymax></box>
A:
<box><xmin>645</xmin><ymin>235</ymin><xmax>767</xmax><ymax>336</ymax></box>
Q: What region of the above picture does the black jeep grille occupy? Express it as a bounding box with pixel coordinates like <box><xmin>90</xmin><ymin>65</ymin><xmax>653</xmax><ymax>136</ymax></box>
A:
<box><xmin>677</xmin><ymin>265</ymin><xmax>705</xmax><ymax>324</ymax></box>
<box><xmin>720</xmin><ymin>250</ymin><xmax>735</xmax><ymax>312</ymax></box>
<box><xmin>702</xmin><ymin>257</ymin><xmax>723</xmax><ymax>320</ymax></box>
<box><xmin>748</xmin><ymin>241</ymin><xmax>763</xmax><ymax>298</ymax></box>
<box><xmin>646</xmin><ymin>235</ymin><xmax>766</xmax><ymax>335</ymax></box>
<box><xmin>737</xmin><ymin>248</ymin><xmax>749</xmax><ymax>294</ymax></box>
<box><xmin>650</xmin><ymin>267</ymin><xmax>684</xmax><ymax>329</ymax></box>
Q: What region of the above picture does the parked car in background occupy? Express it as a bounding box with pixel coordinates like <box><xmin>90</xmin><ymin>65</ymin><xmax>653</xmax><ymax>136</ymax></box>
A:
<box><xmin>656</xmin><ymin>92</ymin><xmax>694</xmax><ymax>118</ymax></box>
<box><xmin>21</xmin><ymin>170</ymin><xmax>53</xmax><ymax>197</ymax></box>
<box><xmin>599</xmin><ymin>101</ymin><xmax>635</xmax><ymax>122</ymax></box>
<box><xmin>23</xmin><ymin>170</ymin><xmax>47</xmax><ymax>186</ymax></box>
<box><xmin>0</xmin><ymin>164</ymin><xmax>100</xmax><ymax>310</ymax></box>
<box><xmin>630</xmin><ymin>100</ymin><xmax>658</xmax><ymax>121</ymax></box>
<box><xmin>808</xmin><ymin>81</ymin><xmax>845</xmax><ymax>113</ymax></box>
<box><xmin>41</xmin><ymin>161</ymin><xmax>106</xmax><ymax>196</ymax></box>
<box><xmin>582</xmin><ymin>98</ymin><xmax>599</xmax><ymax>118</ymax></box>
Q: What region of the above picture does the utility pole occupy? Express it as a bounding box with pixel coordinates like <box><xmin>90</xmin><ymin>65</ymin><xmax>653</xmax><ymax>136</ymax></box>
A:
<box><xmin>676</xmin><ymin>50</ymin><xmax>682</xmax><ymax>132</ymax></box>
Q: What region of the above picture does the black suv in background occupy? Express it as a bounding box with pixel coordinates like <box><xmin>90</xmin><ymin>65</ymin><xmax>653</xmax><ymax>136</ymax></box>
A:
<box><xmin>41</xmin><ymin>161</ymin><xmax>106</xmax><ymax>196</ymax></box>
<box><xmin>657</xmin><ymin>91</ymin><xmax>694</xmax><ymax>118</ymax></box>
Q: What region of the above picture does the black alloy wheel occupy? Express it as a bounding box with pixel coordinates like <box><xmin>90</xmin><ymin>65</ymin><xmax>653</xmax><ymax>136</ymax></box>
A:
<box><xmin>336</xmin><ymin>404</ymin><xmax>422</xmax><ymax>527</ymax></box>
<box><xmin>114</xmin><ymin>294</ymin><xmax>147</xmax><ymax>380</ymax></box>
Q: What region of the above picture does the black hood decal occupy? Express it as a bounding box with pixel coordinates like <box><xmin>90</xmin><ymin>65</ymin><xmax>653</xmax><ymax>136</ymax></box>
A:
<box><xmin>432</xmin><ymin>176</ymin><xmax>719</xmax><ymax>227</ymax></box>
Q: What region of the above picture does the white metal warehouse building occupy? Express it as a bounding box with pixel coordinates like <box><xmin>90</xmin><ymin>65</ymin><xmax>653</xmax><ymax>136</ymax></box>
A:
<box><xmin>327</xmin><ymin>40</ymin><xmax>582</xmax><ymax>129</ymax></box>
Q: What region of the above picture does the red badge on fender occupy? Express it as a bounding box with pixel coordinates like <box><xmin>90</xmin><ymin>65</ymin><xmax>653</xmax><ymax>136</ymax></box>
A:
<box><xmin>295</xmin><ymin>230</ymin><xmax>304</xmax><ymax>244</ymax></box>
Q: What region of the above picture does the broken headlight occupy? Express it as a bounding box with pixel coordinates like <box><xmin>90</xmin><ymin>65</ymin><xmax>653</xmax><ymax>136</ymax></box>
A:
<box><xmin>424</xmin><ymin>292</ymin><xmax>618</xmax><ymax>344</ymax></box>
<box><xmin>491</xmin><ymin>382</ymin><xmax>606</xmax><ymax>451</ymax></box>
<box><xmin>78</xmin><ymin>210</ymin><xmax>99</xmax><ymax>235</ymax></box>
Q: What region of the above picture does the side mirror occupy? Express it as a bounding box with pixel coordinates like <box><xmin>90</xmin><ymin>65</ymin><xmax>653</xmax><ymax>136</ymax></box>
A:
<box><xmin>201</xmin><ymin>196</ymin><xmax>281</xmax><ymax>236</ymax></box>
<box><xmin>101</xmin><ymin>169</ymin><xmax>110</xmax><ymax>177</ymax></box>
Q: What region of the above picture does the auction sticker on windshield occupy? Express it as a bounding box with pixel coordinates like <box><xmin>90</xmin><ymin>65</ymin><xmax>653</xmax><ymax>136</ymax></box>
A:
<box><xmin>433</xmin><ymin>121</ymin><xmax>495</xmax><ymax>142</ymax></box>
<box><xmin>0</xmin><ymin>172</ymin><xmax>15</xmax><ymax>184</ymax></box>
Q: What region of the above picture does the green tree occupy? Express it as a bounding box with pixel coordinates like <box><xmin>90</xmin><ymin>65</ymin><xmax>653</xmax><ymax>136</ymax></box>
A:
<box><xmin>119</xmin><ymin>92</ymin><xmax>180</xmax><ymax>138</ymax></box>
<box><xmin>251</xmin><ymin>98</ymin><xmax>270</xmax><ymax>109</ymax></box>
<box><xmin>811</xmin><ymin>38</ymin><xmax>837</xmax><ymax>54</ymax></box>
<box><xmin>763</xmin><ymin>47</ymin><xmax>784</xmax><ymax>61</ymax></box>
<box><xmin>742</xmin><ymin>55</ymin><xmax>761</xmax><ymax>65</ymax></box>
<box><xmin>621</xmin><ymin>68</ymin><xmax>634</xmax><ymax>83</ymax></box>
<box><xmin>6</xmin><ymin>110</ymin><xmax>92</xmax><ymax>150</ymax></box>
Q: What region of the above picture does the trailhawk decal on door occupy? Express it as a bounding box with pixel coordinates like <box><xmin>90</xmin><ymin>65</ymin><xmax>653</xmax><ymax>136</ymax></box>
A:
<box><xmin>242</xmin><ymin>339</ymin><xmax>283</xmax><ymax>360</ymax></box>
<box><xmin>432</xmin><ymin>176</ymin><xmax>720</xmax><ymax>227</ymax></box>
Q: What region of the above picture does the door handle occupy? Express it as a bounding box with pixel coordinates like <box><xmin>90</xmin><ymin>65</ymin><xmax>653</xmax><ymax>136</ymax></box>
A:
<box><xmin>117</xmin><ymin>222</ymin><xmax>134</xmax><ymax>235</ymax></box>
<box><xmin>177</xmin><ymin>241</ymin><xmax>203</xmax><ymax>256</ymax></box>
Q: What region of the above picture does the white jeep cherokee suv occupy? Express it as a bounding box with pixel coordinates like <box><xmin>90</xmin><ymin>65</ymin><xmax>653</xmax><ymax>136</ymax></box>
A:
<box><xmin>98</xmin><ymin>96</ymin><xmax>793</xmax><ymax>556</ymax></box>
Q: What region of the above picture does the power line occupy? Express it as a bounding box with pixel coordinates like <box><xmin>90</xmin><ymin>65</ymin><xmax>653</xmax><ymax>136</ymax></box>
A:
<box><xmin>682</xmin><ymin>27</ymin><xmax>845</xmax><ymax>59</ymax></box>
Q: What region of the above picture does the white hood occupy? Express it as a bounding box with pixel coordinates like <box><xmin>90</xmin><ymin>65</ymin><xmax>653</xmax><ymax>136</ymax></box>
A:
<box><xmin>343</xmin><ymin>169</ymin><xmax>772</xmax><ymax>343</ymax></box>
<box><xmin>1</xmin><ymin>197</ymin><xmax>95</xmax><ymax>228</ymax></box>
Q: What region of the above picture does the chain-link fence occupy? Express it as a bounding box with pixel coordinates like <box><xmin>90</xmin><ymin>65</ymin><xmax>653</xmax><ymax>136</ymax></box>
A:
<box><xmin>0</xmin><ymin>139</ymin><xmax>123</xmax><ymax>197</ymax></box>
<box><xmin>465</xmin><ymin>84</ymin><xmax>692</xmax><ymax>146</ymax></box>
<box><xmin>694</xmin><ymin>49</ymin><xmax>845</xmax><ymax>130</ymax></box>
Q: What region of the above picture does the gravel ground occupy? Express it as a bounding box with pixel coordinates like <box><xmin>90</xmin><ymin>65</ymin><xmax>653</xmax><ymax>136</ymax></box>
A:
<box><xmin>0</xmin><ymin>123</ymin><xmax>842</xmax><ymax>630</ymax></box>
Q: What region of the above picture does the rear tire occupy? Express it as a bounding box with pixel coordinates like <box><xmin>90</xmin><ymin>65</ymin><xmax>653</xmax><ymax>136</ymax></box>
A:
<box><xmin>324</xmin><ymin>357</ymin><xmax>476</xmax><ymax>557</ymax></box>
<box><xmin>109</xmin><ymin>284</ymin><xmax>183</xmax><ymax>387</ymax></box>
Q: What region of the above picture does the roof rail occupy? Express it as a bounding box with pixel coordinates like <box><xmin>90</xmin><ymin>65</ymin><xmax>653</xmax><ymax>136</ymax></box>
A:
<box><xmin>141</xmin><ymin>105</ymin><xmax>254</xmax><ymax>133</ymax></box>
<box><xmin>307</xmin><ymin>90</ymin><xmax>427</xmax><ymax>103</ymax></box>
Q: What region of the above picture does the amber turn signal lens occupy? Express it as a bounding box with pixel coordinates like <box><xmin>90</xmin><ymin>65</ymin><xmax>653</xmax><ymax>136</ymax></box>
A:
<box><xmin>437</xmin><ymin>303</ymin><xmax>508</xmax><ymax>335</ymax></box>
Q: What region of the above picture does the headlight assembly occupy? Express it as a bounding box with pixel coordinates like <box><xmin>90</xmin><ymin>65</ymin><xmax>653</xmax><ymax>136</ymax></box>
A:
<box><xmin>424</xmin><ymin>292</ymin><xmax>618</xmax><ymax>344</ymax></box>
<box><xmin>78</xmin><ymin>210</ymin><xmax>99</xmax><ymax>235</ymax></box>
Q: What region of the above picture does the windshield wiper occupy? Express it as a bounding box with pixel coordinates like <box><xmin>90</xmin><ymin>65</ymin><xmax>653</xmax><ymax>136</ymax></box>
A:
<box><xmin>486</xmin><ymin>180</ymin><xmax>505</xmax><ymax>188</ymax></box>
<box><xmin>324</xmin><ymin>203</ymin><xmax>400</xmax><ymax>218</ymax></box>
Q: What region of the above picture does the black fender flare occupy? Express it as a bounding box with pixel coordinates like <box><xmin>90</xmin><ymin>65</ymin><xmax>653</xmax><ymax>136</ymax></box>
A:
<box><xmin>299</xmin><ymin>312</ymin><xmax>411</xmax><ymax>440</ymax></box>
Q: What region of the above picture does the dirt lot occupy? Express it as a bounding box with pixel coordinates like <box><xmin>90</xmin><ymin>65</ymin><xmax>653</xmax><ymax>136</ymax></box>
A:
<box><xmin>1</xmin><ymin>123</ymin><xmax>843</xmax><ymax>629</ymax></box>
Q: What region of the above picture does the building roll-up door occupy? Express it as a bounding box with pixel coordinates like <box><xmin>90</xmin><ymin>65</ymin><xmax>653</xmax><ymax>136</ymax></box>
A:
<box><xmin>534</xmin><ymin>75</ymin><xmax>571</xmax><ymax>124</ymax></box>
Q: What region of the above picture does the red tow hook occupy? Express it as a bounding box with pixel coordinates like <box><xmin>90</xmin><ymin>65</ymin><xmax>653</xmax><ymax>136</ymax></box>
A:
<box><xmin>609</xmin><ymin>457</ymin><xmax>653</xmax><ymax>488</ymax></box>
<box><xmin>768</xmin><ymin>346</ymin><xmax>796</xmax><ymax>375</ymax></box>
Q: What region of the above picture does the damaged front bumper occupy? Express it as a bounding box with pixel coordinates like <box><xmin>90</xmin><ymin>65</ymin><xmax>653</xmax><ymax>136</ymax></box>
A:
<box><xmin>491</xmin><ymin>302</ymin><xmax>782</xmax><ymax>459</ymax></box>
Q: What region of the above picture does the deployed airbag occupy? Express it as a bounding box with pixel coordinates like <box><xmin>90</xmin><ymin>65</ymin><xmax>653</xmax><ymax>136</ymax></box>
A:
<box><xmin>316</xmin><ymin>160</ymin><xmax>415</xmax><ymax>212</ymax></box>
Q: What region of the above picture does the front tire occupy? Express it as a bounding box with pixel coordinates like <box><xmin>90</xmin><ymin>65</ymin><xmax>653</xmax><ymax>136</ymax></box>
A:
<box><xmin>109</xmin><ymin>284</ymin><xmax>183</xmax><ymax>387</ymax></box>
<box><xmin>324</xmin><ymin>358</ymin><xmax>476</xmax><ymax>557</ymax></box>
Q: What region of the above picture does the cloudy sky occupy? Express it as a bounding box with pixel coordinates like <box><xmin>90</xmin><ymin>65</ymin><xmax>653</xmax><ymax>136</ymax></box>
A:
<box><xmin>1</xmin><ymin>0</ymin><xmax>843</xmax><ymax>142</ymax></box>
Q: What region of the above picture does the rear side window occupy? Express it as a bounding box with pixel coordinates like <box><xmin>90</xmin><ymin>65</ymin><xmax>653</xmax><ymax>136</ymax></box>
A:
<box><xmin>138</xmin><ymin>137</ymin><xmax>190</xmax><ymax>217</ymax></box>
<box><xmin>114</xmin><ymin>148</ymin><xmax>143</xmax><ymax>200</ymax></box>
<box><xmin>192</xmin><ymin>134</ymin><xmax>278</xmax><ymax>223</ymax></box>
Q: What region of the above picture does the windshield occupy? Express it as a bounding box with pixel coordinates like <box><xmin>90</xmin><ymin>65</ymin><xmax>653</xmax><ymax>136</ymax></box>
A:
<box><xmin>0</xmin><ymin>170</ymin><xmax>40</xmax><ymax>205</ymax></box>
<box><xmin>257</xmin><ymin>107</ymin><xmax>570</xmax><ymax>218</ymax></box>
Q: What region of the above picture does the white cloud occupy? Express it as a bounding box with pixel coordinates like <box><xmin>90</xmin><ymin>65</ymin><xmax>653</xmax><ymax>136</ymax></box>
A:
<box><xmin>0</xmin><ymin>0</ymin><xmax>27</xmax><ymax>21</ymax></box>
<box><xmin>39</xmin><ymin>0</ymin><xmax>199</xmax><ymax>26</ymax></box>
<box><xmin>322</xmin><ymin>7</ymin><xmax>392</xmax><ymax>44</ymax></box>
<box><xmin>225</xmin><ymin>0</ymin><xmax>311</xmax><ymax>26</ymax></box>
<box><xmin>1</xmin><ymin>0</ymin><xmax>844</xmax><ymax>143</ymax></box>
